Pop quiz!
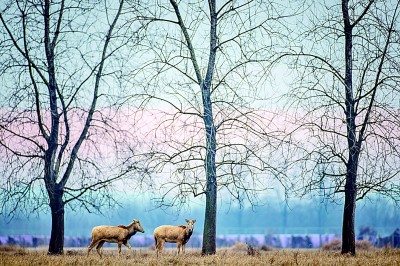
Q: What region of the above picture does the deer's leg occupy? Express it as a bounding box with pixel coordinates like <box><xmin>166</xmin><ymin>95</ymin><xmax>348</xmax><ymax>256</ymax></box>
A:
<box><xmin>156</xmin><ymin>239</ymin><xmax>164</xmax><ymax>258</ymax></box>
<box><xmin>87</xmin><ymin>239</ymin><xmax>100</xmax><ymax>256</ymax></box>
<box><xmin>118</xmin><ymin>242</ymin><xmax>122</xmax><ymax>255</ymax></box>
<box><xmin>96</xmin><ymin>240</ymin><xmax>106</xmax><ymax>258</ymax></box>
<box><xmin>123</xmin><ymin>239</ymin><xmax>132</xmax><ymax>249</ymax></box>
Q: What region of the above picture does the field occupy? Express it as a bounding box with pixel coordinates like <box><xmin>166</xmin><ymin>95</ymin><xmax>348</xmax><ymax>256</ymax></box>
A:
<box><xmin>0</xmin><ymin>244</ymin><xmax>399</xmax><ymax>266</ymax></box>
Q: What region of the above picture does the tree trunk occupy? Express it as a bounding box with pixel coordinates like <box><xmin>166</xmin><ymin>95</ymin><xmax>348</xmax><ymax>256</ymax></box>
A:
<box><xmin>200</xmin><ymin>0</ymin><xmax>217</xmax><ymax>255</ymax></box>
<box><xmin>202</xmin><ymin>160</ymin><xmax>217</xmax><ymax>255</ymax></box>
<box><xmin>169</xmin><ymin>0</ymin><xmax>218</xmax><ymax>255</ymax></box>
<box><xmin>341</xmin><ymin>168</ymin><xmax>357</xmax><ymax>255</ymax></box>
<box><xmin>201</xmin><ymin>91</ymin><xmax>217</xmax><ymax>255</ymax></box>
<box><xmin>341</xmin><ymin>0</ymin><xmax>357</xmax><ymax>255</ymax></box>
<box><xmin>48</xmin><ymin>189</ymin><xmax>64</xmax><ymax>255</ymax></box>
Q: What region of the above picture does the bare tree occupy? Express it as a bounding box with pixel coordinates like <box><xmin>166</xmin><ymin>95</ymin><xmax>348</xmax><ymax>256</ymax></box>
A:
<box><xmin>280</xmin><ymin>0</ymin><xmax>400</xmax><ymax>255</ymax></box>
<box><xmin>0</xmin><ymin>0</ymin><xmax>141</xmax><ymax>254</ymax></box>
<box><xmin>124</xmin><ymin>0</ymin><xmax>296</xmax><ymax>255</ymax></box>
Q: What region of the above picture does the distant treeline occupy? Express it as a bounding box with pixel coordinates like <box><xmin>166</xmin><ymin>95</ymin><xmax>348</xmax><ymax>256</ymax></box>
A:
<box><xmin>1</xmin><ymin>229</ymin><xmax>399</xmax><ymax>249</ymax></box>
<box><xmin>1</xmin><ymin>195</ymin><xmax>399</xmax><ymax>237</ymax></box>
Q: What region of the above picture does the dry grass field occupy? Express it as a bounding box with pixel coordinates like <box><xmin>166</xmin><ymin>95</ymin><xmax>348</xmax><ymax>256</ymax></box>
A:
<box><xmin>0</xmin><ymin>243</ymin><xmax>399</xmax><ymax>266</ymax></box>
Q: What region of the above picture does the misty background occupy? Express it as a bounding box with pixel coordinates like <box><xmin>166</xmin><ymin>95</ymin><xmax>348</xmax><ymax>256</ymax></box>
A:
<box><xmin>2</xmin><ymin>194</ymin><xmax>399</xmax><ymax>239</ymax></box>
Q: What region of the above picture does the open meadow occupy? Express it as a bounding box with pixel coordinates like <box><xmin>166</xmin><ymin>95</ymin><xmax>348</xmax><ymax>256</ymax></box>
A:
<box><xmin>0</xmin><ymin>244</ymin><xmax>399</xmax><ymax>266</ymax></box>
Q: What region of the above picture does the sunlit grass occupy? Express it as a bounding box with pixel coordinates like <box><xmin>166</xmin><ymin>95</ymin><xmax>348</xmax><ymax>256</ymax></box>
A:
<box><xmin>0</xmin><ymin>244</ymin><xmax>399</xmax><ymax>265</ymax></box>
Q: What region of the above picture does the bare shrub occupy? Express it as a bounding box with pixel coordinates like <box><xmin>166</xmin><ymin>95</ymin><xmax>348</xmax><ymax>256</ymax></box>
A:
<box><xmin>246</xmin><ymin>243</ymin><xmax>260</xmax><ymax>256</ymax></box>
<box><xmin>0</xmin><ymin>245</ymin><xmax>26</xmax><ymax>254</ymax></box>
<box><xmin>321</xmin><ymin>239</ymin><xmax>373</xmax><ymax>251</ymax></box>
<box><xmin>224</xmin><ymin>242</ymin><xmax>269</xmax><ymax>256</ymax></box>
<box><xmin>227</xmin><ymin>242</ymin><xmax>249</xmax><ymax>255</ymax></box>
<box><xmin>260</xmin><ymin>245</ymin><xmax>274</xmax><ymax>251</ymax></box>
<box><xmin>355</xmin><ymin>240</ymin><xmax>373</xmax><ymax>251</ymax></box>
<box><xmin>321</xmin><ymin>239</ymin><xmax>342</xmax><ymax>251</ymax></box>
<box><xmin>66</xmin><ymin>250</ymin><xmax>80</xmax><ymax>256</ymax></box>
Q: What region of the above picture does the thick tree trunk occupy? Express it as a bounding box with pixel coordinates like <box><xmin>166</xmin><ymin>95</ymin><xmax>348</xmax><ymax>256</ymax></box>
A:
<box><xmin>341</xmin><ymin>0</ymin><xmax>357</xmax><ymax>255</ymax></box>
<box><xmin>341</xmin><ymin>168</ymin><xmax>357</xmax><ymax>255</ymax></box>
<box><xmin>48</xmin><ymin>189</ymin><xmax>64</xmax><ymax>255</ymax></box>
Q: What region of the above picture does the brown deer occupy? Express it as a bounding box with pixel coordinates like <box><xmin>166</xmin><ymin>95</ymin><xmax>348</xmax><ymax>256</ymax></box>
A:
<box><xmin>153</xmin><ymin>219</ymin><xmax>196</xmax><ymax>257</ymax></box>
<box><xmin>87</xmin><ymin>219</ymin><xmax>144</xmax><ymax>257</ymax></box>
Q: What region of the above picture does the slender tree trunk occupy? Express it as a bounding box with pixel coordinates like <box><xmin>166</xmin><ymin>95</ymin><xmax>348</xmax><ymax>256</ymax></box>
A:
<box><xmin>169</xmin><ymin>0</ymin><xmax>218</xmax><ymax>254</ymax></box>
<box><xmin>200</xmin><ymin>27</ymin><xmax>217</xmax><ymax>252</ymax></box>
<box><xmin>201</xmin><ymin>0</ymin><xmax>217</xmax><ymax>255</ymax></box>
<box><xmin>48</xmin><ymin>188</ymin><xmax>64</xmax><ymax>255</ymax></box>
<box><xmin>202</xmin><ymin>173</ymin><xmax>217</xmax><ymax>255</ymax></box>
<box><xmin>201</xmin><ymin>99</ymin><xmax>217</xmax><ymax>255</ymax></box>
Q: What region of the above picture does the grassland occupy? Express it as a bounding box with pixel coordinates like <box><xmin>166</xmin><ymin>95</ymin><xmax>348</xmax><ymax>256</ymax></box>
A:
<box><xmin>0</xmin><ymin>244</ymin><xmax>399</xmax><ymax>266</ymax></box>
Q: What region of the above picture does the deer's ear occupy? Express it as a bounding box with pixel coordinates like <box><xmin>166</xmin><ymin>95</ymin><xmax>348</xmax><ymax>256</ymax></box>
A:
<box><xmin>185</xmin><ymin>219</ymin><xmax>189</xmax><ymax>223</ymax></box>
<box><xmin>193</xmin><ymin>220</ymin><xmax>196</xmax><ymax>223</ymax></box>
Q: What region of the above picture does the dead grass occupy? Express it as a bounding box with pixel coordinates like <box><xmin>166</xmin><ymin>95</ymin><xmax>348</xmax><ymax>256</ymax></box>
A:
<box><xmin>322</xmin><ymin>239</ymin><xmax>374</xmax><ymax>251</ymax></box>
<box><xmin>0</xmin><ymin>245</ymin><xmax>27</xmax><ymax>255</ymax></box>
<box><xmin>0</xmin><ymin>245</ymin><xmax>399</xmax><ymax>265</ymax></box>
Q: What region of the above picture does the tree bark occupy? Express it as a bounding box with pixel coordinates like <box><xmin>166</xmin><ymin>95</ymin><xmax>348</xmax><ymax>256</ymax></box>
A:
<box><xmin>48</xmin><ymin>188</ymin><xmax>64</xmax><ymax>255</ymax></box>
<box><xmin>201</xmin><ymin>89</ymin><xmax>217</xmax><ymax>255</ymax></box>
<box><xmin>342</xmin><ymin>172</ymin><xmax>356</xmax><ymax>255</ymax></box>
<box><xmin>201</xmin><ymin>167</ymin><xmax>217</xmax><ymax>255</ymax></box>
<box><xmin>341</xmin><ymin>0</ymin><xmax>357</xmax><ymax>255</ymax></box>
<box><xmin>341</xmin><ymin>163</ymin><xmax>357</xmax><ymax>255</ymax></box>
<box><xmin>201</xmin><ymin>0</ymin><xmax>217</xmax><ymax>255</ymax></box>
